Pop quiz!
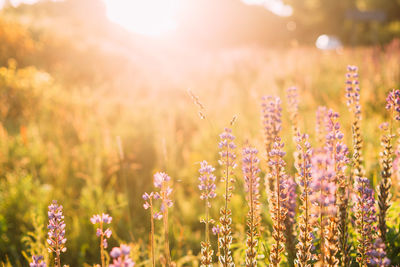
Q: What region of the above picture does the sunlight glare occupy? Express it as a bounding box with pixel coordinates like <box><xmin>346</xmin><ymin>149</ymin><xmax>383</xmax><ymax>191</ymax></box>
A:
<box><xmin>103</xmin><ymin>0</ymin><xmax>181</xmax><ymax>37</ymax></box>
<box><xmin>242</xmin><ymin>0</ymin><xmax>293</xmax><ymax>17</ymax></box>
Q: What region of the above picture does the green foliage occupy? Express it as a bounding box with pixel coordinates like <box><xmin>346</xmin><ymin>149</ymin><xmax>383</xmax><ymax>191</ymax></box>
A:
<box><xmin>0</xmin><ymin>172</ymin><xmax>51</xmax><ymax>264</ymax></box>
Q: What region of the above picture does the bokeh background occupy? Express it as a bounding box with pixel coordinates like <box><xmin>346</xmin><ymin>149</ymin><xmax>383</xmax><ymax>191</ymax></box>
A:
<box><xmin>0</xmin><ymin>0</ymin><xmax>400</xmax><ymax>266</ymax></box>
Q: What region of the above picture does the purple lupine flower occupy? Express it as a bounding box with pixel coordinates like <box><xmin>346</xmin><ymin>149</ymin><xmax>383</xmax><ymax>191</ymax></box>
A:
<box><xmin>242</xmin><ymin>147</ymin><xmax>261</xmax><ymax>196</ymax></box>
<box><xmin>325</xmin><ymin>110</ymin><xmax>348</xmax><ymax>168</ymax></box>
<box><xmin>369</xmin><ymin>238</ymin><xmax>390</xmax><ymax>266</ymax></box>
<box><xmin>324</xmin><ymin>109</ymin><xmax>349</xmax><ymax>196</ymax></box>
<box><xmin>154</xmin><ymin>172</ymin><xmax>173</xmax><ymax>211</ymax></box>
<box><xmin>198</xmin><ymin>160</ymin><xmax>216</xmax><ymax>266</ymax></box>
<box><xmin>30</xmin><ymin>255</ymin><xmax>46</xmax><ymax>267</ymax></box>
<box><xmin>218</xmin><ymin>128</ymin><xmax>237</xmax><ymax>175</ymax></box>
<box><xmin>294</xmin><ymin>133</ymin><xmax>315</xmax><ymax>266</ymax></box>
<box><xmin>218</xmin><ymin>127</ymin><xmax>236</xmax><ymax>267</ymax></box>
<box><xmin>109</xmin><ymin>244</ymin><xmax>135</xmax><ymax>267</ymax></box>
<box><xmin>218</xmin><ymin>127</ymin><xmax>237</xmax><ymax>201</ymax></box>
<box><xmin>261</xmin><ymin>96</ymin><xmax>282</xmax><ymax>150</ymax></box>
<box><xmin>310</xmin><ymin>149</ymin><xmax>336</xmax><ymax>264</ymax></box>
<box><xmin>143</xmin><ymin>192</ymin><xmax>163</xmax><ymax>220</ymax></box>
<box><xmin>345</xmin><ymin>65</ymin><xmax>361</xmax><ymax>117</ymax></box>
<box><xmin>268</xmin><ymin>137</ymin><xmax>289</xmax><ymax>266</ymax></box>
<box><xmin>353</xmin><ymin>177</ymin><xmax>377</xmax><ymax>223</ymax></box>
<box><xmin>90</xmin><ymin>213</ymin><xmax>112</xmax><ymax>224</ymax></box>
<box><xmin>325</xmin><ymin>109</ymin><xmax>351</xmax><ymax>265</ymax></box>
<box><xmin>282</xmin><ymin>173</ymin><xmax>297</xmax><ymax>263</ymax></box>
<box><xmin>142</xmin><ymin>192</ymin><xmax>159</xmax><ymax>267</ymax></box>
<box><xmin>154</xmin><ymin>172</ymin><xmax>171</xmax><ymax>189</ymax></box>
<box><xmin>353</xmin><ymin>175</ymin><xmax>377</xmax><ymax>265</ymax></box>
<box><xmin>261</xmin><ymin>96</ymin><xmax>282</xmax><ymax>193</ymax></box>
<box><xmin>385</xmin><ymin>89</ymin><xmax>400</xmax><ymax>120</ymax></box>
<box><xmin>310</xmin><ymin>149</ymin><xmax>336</xmax><ymax>217</ymax></box>
<box><xmin>198</xmin><ymin>161</ymin><xmax>217</xmax><ymax>203</ymax></box>
<box><xmin>91</xmin><ymin>213</ymin><xmax>112</xmax><ymax>248</ymax></box>
<box><xmin>47</xmin><ymin>200</ymin><xmax>66</xmax><ymax>267</ymax></box>
<box><xmin>212</xmin><ymin>225</ymin><xmax>221</xmax><ymax>236</ymax></box>
<box><xmin>153</xmin><ymin>172</ymin><xmax>173</xmax><ymax>266</ymax></box>
<box><xmin>283</xmin><ymin>174</ymin><xmax>298</xmax><ymax>265</ymax></box>
<box><xmin>242</xmin><ymin>146</ymin><xmax>261</xmax><ymax>266</ymax></box>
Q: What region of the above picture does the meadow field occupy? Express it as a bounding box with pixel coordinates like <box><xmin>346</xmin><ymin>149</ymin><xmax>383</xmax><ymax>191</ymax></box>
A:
<box><xmin>1</xmin><ymin>1</ymin><xmax>400</xmax><ymax>266</ymax></box>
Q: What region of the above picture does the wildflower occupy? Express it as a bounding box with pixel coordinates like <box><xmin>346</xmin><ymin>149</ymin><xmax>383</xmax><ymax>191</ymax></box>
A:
<box><xmin>369</xmin><ymin>238</ymin><xmax>390</xmax><ymax>267</ymax></box>
<box><xmin>30</xmin><ymin>255</ymin><xmax>46</xmax><ymax>267</ymax></box>
<box><xmin>385</xmin><ymin>89</ymin><xmax>400</xmax><ymax>120</ymax></box>
<box><xmin>143</xmin><ymin>192</ymin><xmax>163</xmax><ymax>220</ymax></box>
<box><xmin>242</xmin><ymin>146</ymin><xmax>261</xmax><ymax>267</ymax></box>
<box><xmin>325</xmin><ymin>109</ymin><xmax>349</xmax><ymax>188</ymax></box>
<box><xmin>47</xmin><ymin>200</ymin><xmax>66</xmax><ymax>267</ymax></box>
<box><xmin>268</xmin><ymin>138</ymin><xmax>288</xmax><ymax>267</ymax></box>
<box><xmin>345</xmin><ymin>65</ymin><xmax>374</xmax><ymax>266</ymax></box>
<box><xmin>310</xmin><ymin>149</ymin><xmax>336</xmax><ymax>265</ymax></box>
<box><xmin>377</xmin><ymin>89</ymin><xmax>400</xmax><ymax>244</ymax></box>
<box><xmin>198</xmin><ymin>161</ymin><xmax>217</xmax><ymax>203</ymax></box>
<box><xmin>353</xmin><ymin>175</ymin><xmax>377</xmax><ymax>266</ymax></box>
<box><xmin>153</xmin><ymin>172</ymin><xmax>173</xmax><ymax>266</ymax></box>
<box><xmin>325</xmin><ymin>109</ymin><xmax>350</xmax><ymax>265</ymax></box>
<box><xmin>345</xmin><ymin>65</ymin><xmax>364</xmax><ymax>181</ymax></box>
<box><xmin>218</xmin><ymin>127</ymin><xmax>236</xmax><ymax>267</ymax></box>
<box><xmin>283</xmin><ymin>175</ymin><xmax>297</xmax><ymax>266</ymax></box>
<box><xmin>261</xmin><ymin>96</ymin><xmax>282</xmax><ymax>192</ymax></box>
<box><xmin>285</xmin><ymin>87</ymin><xmax>301</xmax><ymax>266</ymax></box>
<box><xmin>198</xmin><ymin>160</ymin><xmax>217</xmax><ymax>266</ymax></box>
<box><xmin>91</xmin><ymin>213</ymin><xmax>113</xmax><ymax>267</ymax></box>
<box><xmin>294</xmin><ymin>133</ymin><xmax>314</xmax><ymax>267</ymax></box>
<box><xmin>109</xmin><ymin>244</ymin><xmax>135</xmax><ymax>267</ymax></box>
<box><xmin>212</xmin><ymin>225</ymin><xmax>221</xmax><ymax>236</ymax></box>
<box><xmin>345</xmin><ymin>65</ymin><xmax>361</xmax><ymax>117</ymax></box>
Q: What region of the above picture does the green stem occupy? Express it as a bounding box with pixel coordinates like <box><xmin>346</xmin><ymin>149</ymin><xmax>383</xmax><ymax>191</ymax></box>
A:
<box><xmin>162</xmin><ymin>185</ymin><xmax>171</xmax><ymax>266</ymax></box>
<box><xmin>150</xmin><ymin>199</ymin><xmax>155</xmax><ymax>267</ymax></box>
<box><xmin>100</xmin><ymin>222</ymin><xmax>105</xmax><ymax>267</ymax></box>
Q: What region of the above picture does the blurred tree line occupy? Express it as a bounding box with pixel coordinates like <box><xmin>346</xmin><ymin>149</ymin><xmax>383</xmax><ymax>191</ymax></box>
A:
<box><xmin>2</xmin><ymin>0</ymin><xmax>400</xmax><ymax>48</ymax></box>
<box><xmin>284</xmin><ymin>0</ymin><xmax>400</xmax><ymax>44</ymax></box>
<box><xmin>178</xmin><ymin>0</ymin><xmax>400</xmax><ymax>46</ymax></box>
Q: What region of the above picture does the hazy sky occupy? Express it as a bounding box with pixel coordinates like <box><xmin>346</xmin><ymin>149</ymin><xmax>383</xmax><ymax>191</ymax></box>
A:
<box><xmin>1</xmin><ymin>0</ymin><xmax>292</xmax><ymax>36</ymax></box>
<box><xmin>1</xmin><ymin>0</ymin><xmax>292</xmax><ymax>16</ymax></box>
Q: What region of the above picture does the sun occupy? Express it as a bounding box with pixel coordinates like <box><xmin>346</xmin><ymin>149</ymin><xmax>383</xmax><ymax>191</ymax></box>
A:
<box><xmin>103</xmin><ymin>0</ymin><xmax>181</xmax><ymax>37</ymax></box>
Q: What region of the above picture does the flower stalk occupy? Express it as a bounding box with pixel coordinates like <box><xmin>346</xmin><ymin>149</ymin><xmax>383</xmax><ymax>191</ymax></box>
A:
<box><xmin>47</xmin><ymin>200</ymin><xmax>67</xmax><ymax>267</ymax></box>
<box><xmin>294</xmin><ymin>133</ymin><xmax>313</xmax><ymax>267</ymax></box>
<box><xmin>218</xmin><ymin>128</ymin><xmax>236</xmax><ymax>267</ymax></box>
<box><xmin>268</xmin><ymin>138</ymin><xmax>288</xmax><ymax>267</ymax></box>
<box><xmin>90</xmin><ymin>213</ymin><xmax>112</xmax><ymax>267</ymax></box>
<box><xmin>242</xmin><ymin>146</ymin><xmax>261</xmax><ymax>267</ymax></box>
<box><xmin>198</xmin><ymin>161</ymin><xmax>217</xmax><ymax>266</ymax></box>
